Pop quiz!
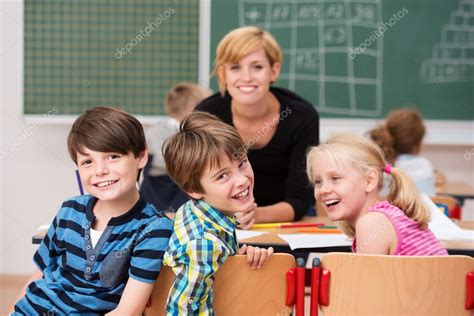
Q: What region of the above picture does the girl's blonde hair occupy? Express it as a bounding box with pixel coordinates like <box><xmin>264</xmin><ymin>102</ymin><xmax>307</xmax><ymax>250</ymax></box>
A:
<box><xmin>306</xmin><ymin>134</ymin><xmax>430</xmax><ymax>237</ymax></box>
<box><xmin>213</xmin><ymin>26</ymin><xmax>282</xmax><ymax>94</ymax></box>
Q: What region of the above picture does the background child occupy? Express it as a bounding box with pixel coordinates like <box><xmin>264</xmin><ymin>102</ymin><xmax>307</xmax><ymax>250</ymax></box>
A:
<box><xmin>368</xmin><ymin>108</ymin><xmax>436</xmax><ymax>196</ymax></box>
<box><xmin>306</xmin><ymin>134</ymin><xmax>447</xmax><ymax>256</ymax></box>
<box><xmin>162</xmin><ymin>111</ymin><xmax>274</xmax><ymax>315</ymax></box>
<box><xmin>12</xmin><ymin>107</ymin><xmax>173</xmax><ymax>315</ymax></box>
<box><xmin>141</xmin><ymin>82</ymin><xmax>211</xmax><ymax>211</ymax></box>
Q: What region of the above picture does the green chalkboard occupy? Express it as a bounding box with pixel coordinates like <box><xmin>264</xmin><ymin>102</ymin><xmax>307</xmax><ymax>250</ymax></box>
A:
<box><xmin>211</xmin><ymin>0</ymin><xmax>474</xmax><ymax>120</ymax></box>
<box><xmin>24</xmin><ymin>0</ymin><xmax>199</xmax><ymax>116</ymax></box>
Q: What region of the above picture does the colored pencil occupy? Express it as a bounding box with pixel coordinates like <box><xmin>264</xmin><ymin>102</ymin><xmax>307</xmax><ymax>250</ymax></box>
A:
<box><xmin>280</xmin><ymin>223</ymin><xmax>325</xmax><ymax>229</ymax></box>
<box><xmin>75</xmin><ymin>170</ymin><xmax>84</xmax><ymax>195</ymax></box>
<box><xmin>298</xmin><ymin>228</ymin><xmax>342</xmax><ymax>234</ymax></box>
<box><xmin>252</xmin><ymin>222</ymin><xmax>292</xmax><ymax>229</ymax></box>
<box><xmin>252</xmin><ymin>222</ymin><xmax>326</xmax><ymax>229</ymax></box>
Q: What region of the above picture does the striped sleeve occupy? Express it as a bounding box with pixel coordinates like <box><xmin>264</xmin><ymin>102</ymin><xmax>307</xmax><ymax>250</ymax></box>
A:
<box><xmin>33</xmin><ymin>215</ymin><xmax>60</xmax><ymax>271</ymax></box>
<box><xmin>166</xmin><ymin>238</ymin><xmax>225</xmax><ymax>315</ymax></box>
<box><xmin>129</xmin><ymin>216</ymin><xmax>173</xmax><ymax>283</ymax></box>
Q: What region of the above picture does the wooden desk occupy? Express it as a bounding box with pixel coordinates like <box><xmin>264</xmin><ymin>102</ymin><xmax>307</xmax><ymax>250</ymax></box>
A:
<box><xmin>437</xmin><ymin>181</ymin><xmax>474</xmax><ymax>205</ymax></box>
<box><xmin>240</xmin><ymin>216</ymin><xmax>474</xmax><ymax>257</ymax></box>
<box><xmin>33</xmin><ymin>216</ymin><xmax>474</xmax><ymax>256</ymax></box>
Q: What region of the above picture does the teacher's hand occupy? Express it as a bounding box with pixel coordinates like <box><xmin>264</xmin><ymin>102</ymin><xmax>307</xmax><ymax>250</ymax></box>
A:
<box><xmin>236</xmin><ymin>202</ymin><xmax>257</xmax><ymax>230</ymax></box>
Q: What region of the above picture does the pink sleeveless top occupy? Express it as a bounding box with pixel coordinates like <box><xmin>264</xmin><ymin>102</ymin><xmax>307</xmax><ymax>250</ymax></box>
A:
<box><xmin>353</xmin><ymin>201</ymin><xmax>448</xmax><ymax>256</ymax></box>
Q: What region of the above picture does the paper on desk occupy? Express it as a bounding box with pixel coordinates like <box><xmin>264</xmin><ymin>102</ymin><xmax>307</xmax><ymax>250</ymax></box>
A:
<box><xmin>278</xmin><ymin>233</ymin><xmax>352</xmax><ymax>250</ymax></box>
<box><xmin>236</xmin><ymin>229</ymin><xmax>267</xmax><ymax>240</ymax></box>
<box><xmin>422</xmin><ymin>193</ymin><xmax>474</xmax><ymax>242</ymax></box>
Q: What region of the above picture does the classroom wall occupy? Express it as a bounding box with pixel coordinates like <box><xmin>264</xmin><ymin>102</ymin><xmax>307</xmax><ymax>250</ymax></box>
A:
<box><xmin>1</xmin><ymin>1</ymin><xmax>473</xmax><ymax>275</ymax></box>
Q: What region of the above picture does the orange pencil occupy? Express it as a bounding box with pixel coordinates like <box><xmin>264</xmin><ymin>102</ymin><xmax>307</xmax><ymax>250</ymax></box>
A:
<box><xmin>297</xmin><ymin>228</ymin><xmax>342</xmax><ymax>234</ymax></box>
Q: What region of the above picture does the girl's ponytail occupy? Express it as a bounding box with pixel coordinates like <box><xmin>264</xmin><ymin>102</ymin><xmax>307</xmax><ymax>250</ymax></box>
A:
<box><xmin>387</xmin><ymin>166</ymin><xmax>430</xmax><ymax>228</ymax></box>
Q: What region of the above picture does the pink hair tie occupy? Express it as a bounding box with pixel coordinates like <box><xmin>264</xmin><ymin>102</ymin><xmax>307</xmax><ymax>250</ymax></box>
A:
<box><xmin>383</xmin><ymin>164</ymin><xmax>392</xmax><ymax>174</ymax></box>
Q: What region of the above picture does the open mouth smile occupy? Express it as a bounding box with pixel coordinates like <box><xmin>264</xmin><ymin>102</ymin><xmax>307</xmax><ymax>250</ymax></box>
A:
<box><xmin>94</xmin><ymin>180</ymin><xmax>118</xmax><ymax>188</ymax></box>
<box><xmin>237</xmin><ymin>85</ymin><xmax>257</xmax><ymax>92</ymax></box>
<box><xmin>324</xmin><ymin>199</ymin><xmax>340</xmax><ymax>207</ymax></box>
<box><xmin>232</xmin><ymin>188</ymin><xmax>250</xmax><ymax>200</ymax></box>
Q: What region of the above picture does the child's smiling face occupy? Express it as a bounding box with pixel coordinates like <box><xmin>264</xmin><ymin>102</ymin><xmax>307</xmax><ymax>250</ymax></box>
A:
<box><xmin>77</xmin><ymin>147</ymin><xmax>147</xmax><ymax>208</ymax></box>
<box><xmin>188</xmin><ymin>154</ymin><xmax>255</xmax><ymax>217</ymax></box>
<box><xmin>310</xmin><ymin>151</ymin><xmax>371</xmax><ymax>224</ymax></box>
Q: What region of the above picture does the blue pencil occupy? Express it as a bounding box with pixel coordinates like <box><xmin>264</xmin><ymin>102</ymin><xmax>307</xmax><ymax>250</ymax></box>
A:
<box><xmin>75</xmin><ymin>170</ymin><xmax>84</xmax><ymax>195</ymax></box>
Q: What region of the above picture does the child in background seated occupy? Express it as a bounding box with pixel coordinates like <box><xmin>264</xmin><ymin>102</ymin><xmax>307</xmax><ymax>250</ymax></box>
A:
<box><xmin>12</xmin><ymin>107</ymin><xmax>173</xmax><ymax>315</ymax></box>
<box><xmin>368</xmin><ymin>108</ymin><xmax>436</xmax><ymax>196</ymax></box>
<box><xmin>306</xmin><ymin>134</ymin><xmax>447</xmax><ymax>256</ymax></box>
<box><xmin>162</xmin><ymin>111</ymin><xmax>274</xmax><ymax>315</ymax></box>
<box><xmin>141</xmin><ymin>82</ymin><xmax>211</xmax><ymax>211</ymax></box>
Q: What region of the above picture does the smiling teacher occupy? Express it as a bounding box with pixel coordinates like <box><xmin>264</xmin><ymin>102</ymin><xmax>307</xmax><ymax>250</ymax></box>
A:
<box><xmin>196</xmin><ymin>26</ymin><xmax>319</xmax><ymax>229</ymax></box>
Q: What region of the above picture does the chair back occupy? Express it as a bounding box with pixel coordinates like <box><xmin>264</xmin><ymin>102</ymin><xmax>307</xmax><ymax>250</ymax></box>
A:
<box><xmin>320</xmin><ymin>252</ymin><xmax>474</xmax><ymax>316</ymax></box>
<box><xmin>144</xmin><ymin>253</ymin><xmax>295</xmax><ymax>316</ymax></box>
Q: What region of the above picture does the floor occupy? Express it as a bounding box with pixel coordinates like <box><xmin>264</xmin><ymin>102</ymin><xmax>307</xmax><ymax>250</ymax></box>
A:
<box><xmin>0</xmin><ymin>274</ymin><xmax>29</xmax><ymax>315</ymax></box>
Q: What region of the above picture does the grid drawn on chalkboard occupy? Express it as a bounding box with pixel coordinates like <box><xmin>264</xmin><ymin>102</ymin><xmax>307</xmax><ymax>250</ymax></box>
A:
<box><xmin>238</xmin><ymin>0</ymin><xmax>383</xmax><ymax>117</ymax></box>
<box><xmin>420</xmin><ymin>0</ymin><xmax>474</xmax><ymax>83</ymax></box>
<box><xmin>24</xmin><ymin>0</ymin><xmax>199</xmax><ymax>116</ymax></box>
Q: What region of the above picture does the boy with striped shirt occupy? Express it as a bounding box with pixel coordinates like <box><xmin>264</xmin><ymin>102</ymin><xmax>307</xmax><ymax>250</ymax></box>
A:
<box><xmin>12</xmin><ymin>107</ymin><xmax>173</xmax><ymax>315</ymax></box>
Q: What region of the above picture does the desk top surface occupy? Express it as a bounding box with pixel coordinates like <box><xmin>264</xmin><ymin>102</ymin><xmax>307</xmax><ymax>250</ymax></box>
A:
<box><xmin>240</xmin><ymin>216</ymin><xmax>474</xmax><ymax>252</ymax></box>
<box><xmin>437</xmin><ymin>181</ymin><xmax>474</xmax><ymax>199</ymax></box>
<box><xmin>33</xmin><ymin>216</ymin><xmax>473</xmax><ymax>252</ymax></box>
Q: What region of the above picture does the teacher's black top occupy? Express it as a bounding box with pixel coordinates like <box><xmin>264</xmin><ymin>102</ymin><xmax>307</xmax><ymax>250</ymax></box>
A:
<box><xmin>196</xmin><ymin>86</ymin><xmax>319</xmax><ymax>220</ymax></box>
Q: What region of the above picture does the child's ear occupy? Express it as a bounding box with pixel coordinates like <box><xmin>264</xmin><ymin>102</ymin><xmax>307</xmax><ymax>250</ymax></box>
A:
<box><xmin>137</xmin><ymin>148</ymin><xmax>148</xmax><ymax>169</ymax></box>
<box><xmin>365</xmin><ymin>168</ymin><xmax>379</xmax><ymax>193</ymax></box>
<box><xmin>187</xmin><ymin>191</ymin><xmax>203</xmax><ymax>200</ymax></box>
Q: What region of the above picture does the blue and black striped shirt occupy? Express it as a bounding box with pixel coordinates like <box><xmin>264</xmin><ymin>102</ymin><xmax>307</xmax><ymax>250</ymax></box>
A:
<box><xmin>14</xmin><ymin>194</ymin><xmax>173</xmax><ymax>315</ymax></box>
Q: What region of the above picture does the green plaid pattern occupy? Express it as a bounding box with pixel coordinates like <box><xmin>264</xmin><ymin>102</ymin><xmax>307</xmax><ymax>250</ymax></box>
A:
<box><xmin>164</xmin><ymin>199</ymin><xmax>238</xmax><ymax>315</ymax></box>
<box><xmin>24</xmin><ymin>0</ymin><xmax>199</xmax><ymax>115</ymax></box>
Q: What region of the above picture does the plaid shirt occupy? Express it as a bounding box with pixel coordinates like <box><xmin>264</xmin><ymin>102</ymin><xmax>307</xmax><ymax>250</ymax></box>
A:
<box><xmin>164</xmin><ymin>199</ymin><xmax>238</xmax><ymax>315</ymax></box>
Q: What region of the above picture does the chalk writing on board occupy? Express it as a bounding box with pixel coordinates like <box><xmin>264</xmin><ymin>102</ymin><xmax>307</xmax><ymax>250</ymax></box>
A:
<box><xmin>239</xmin><ymin>0</ymin><xmax>383</xmax><ymax>117</ymax></box>
<box><xmin>420</xmin><ymin>0</ymin><xmax>474</xmax><ymax>83</ymax></box>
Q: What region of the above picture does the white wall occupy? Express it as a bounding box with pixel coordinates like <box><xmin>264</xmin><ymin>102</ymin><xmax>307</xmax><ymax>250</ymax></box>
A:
<box><xmin>1</xmin><ymin>1</ymin><xmax>78</xmax><ymax>275</ymax></box>
<box><xmin>1</xmin><ymin>1</ymin><xmax>473</xmax><ymax>275</ymax></box>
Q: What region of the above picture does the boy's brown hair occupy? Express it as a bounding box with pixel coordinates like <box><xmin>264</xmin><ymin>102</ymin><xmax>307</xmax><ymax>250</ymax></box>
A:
<box><xmin>163</xmin><ymin>111</ymin><xmax>246</xmax><ymax>194</ymax></box>
<box><xmin>67</xmin><ymin>106</ymin><xmax>146</xmax><ymax>164</ymax></box>
<box><xmin>165</xmin><ymin>82</ymin><xmax>211</xmax><ymax>121</ymax></box>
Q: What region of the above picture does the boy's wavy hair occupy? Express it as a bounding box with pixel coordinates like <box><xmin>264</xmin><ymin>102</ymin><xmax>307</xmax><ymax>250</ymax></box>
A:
<box><xmin>163</xmin><ymin>111</ymin><xmax>246</xmax><ymax>195</ymax></box>
<box><xmin>306</xmin><ymin>134</ymin><xmax>430</xmax><ymax>237</ymax></box>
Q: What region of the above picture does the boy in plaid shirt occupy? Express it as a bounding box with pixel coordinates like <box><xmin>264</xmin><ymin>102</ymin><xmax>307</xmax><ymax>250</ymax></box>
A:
<box><xmin>162</xmin><ymin>112</ymin><xmax>274</xmax><ymax>315</ymax></box>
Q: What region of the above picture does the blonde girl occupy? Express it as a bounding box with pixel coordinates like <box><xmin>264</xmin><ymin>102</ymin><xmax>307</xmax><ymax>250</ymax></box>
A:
<box><xmin>306</xmin><ymin>134</ymin><xmax>447</xmax><ymax>255</ymax></box>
